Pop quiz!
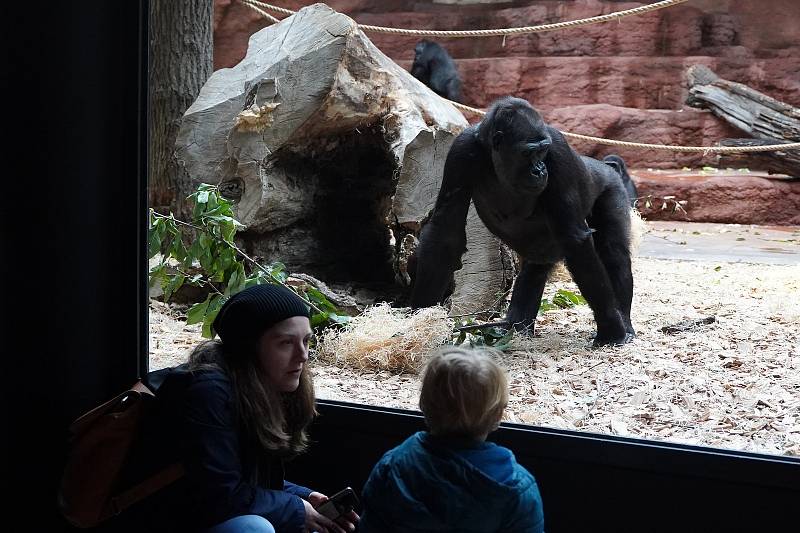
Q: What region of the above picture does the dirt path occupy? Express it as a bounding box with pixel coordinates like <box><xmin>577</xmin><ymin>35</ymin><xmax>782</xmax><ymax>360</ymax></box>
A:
<box><xmin>150</xmin><ymin>227</ymin><xmax>800</xmax><ymax>457</ymax></box>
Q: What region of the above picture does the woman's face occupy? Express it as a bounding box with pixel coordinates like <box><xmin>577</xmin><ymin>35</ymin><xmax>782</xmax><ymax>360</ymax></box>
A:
<box><xmin>257</xmin><ymin>316</ymin><xmax>313</xmax><ymax>392</ymax></box>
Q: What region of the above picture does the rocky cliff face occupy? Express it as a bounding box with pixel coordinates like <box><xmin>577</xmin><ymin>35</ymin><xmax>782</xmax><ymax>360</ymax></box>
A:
<box><xmin>210</xmin><ymin>1</ymin><xmax>800</xmax><ymax>224</ymax></box>
<box><xmin>212</xmin><ymin>0</ymin><xmax>798</xmax><ymax>169</ymax></box>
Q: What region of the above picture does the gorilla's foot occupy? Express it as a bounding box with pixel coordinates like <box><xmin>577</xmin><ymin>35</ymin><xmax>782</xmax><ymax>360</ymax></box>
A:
<box><xmin>592</xmin><ymin>331</ymin><xmax>634</xmax><ymax>348</ymax></box>
<box><xmin>510</xmin><ymin>318</ymin><xmax>535</xmax><ymax>336</ymax></box>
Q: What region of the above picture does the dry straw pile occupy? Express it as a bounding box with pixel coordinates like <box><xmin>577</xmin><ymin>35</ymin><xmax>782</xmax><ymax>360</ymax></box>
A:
<box><xmin>314</xmin><ymin>303</ymin><xmax>454</xmax><ymax>373</ymax></box>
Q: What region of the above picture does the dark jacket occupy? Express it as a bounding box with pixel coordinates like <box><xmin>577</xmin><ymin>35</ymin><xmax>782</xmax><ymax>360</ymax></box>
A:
<box><xmin>127</xmin><ymin>364</ymin><xmax>311</xmax><ymax>532</ymax></box>
<box><xmin>359</xmin><ymin>431</ymin><xmax>544</xmax><ymax>533</ymax></box>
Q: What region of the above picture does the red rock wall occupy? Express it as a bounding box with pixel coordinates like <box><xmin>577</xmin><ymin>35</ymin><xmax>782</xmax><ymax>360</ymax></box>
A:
<box><xmin>212</xmin><ymin>1</ymin><xmax>799</xmax><ymax>171</ymax></box>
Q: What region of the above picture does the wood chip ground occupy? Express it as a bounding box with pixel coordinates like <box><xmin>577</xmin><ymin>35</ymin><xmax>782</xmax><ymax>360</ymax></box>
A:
<box><xmin>150</xmin><ymin>255</ymin><xmax>800</xmax><ymax>457</ymax></box>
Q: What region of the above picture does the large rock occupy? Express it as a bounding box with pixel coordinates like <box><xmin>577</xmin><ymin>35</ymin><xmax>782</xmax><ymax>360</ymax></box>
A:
<box><xmin>544</xmin><ymin>104</ymin><xmax>742</xmax><ymax>169</ymax></box>
<box><xmin>178</xmin><ymin>3</ymin><xmax>513</xmax><ymax>314</ymax></box>
<box><xmin>442</xmin><ymin>56</ymin><xmax>800</xmax><ymax>112</ymax></box>
<box><xmin>633</xmin><ymin>169</ymin><xmax>800</xmax><ymax>225</ymax></box>
<box><xmin>215</xmin><ymin>0</ymin><xmax>800</xmax><ymax>64</ymax></box>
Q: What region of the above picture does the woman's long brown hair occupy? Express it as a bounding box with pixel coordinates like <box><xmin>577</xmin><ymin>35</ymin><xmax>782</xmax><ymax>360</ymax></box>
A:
<box><xmin>188</xmin><ymin>338</ymin><xmax>316</xmax><ymax>455</ymax></box>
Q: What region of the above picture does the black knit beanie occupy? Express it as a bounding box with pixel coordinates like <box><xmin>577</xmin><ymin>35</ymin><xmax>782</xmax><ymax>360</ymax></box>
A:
<box><xmin>212</xmin><ymin>284</ymin><xmax>311</xmax><ymax>350</ymax></box>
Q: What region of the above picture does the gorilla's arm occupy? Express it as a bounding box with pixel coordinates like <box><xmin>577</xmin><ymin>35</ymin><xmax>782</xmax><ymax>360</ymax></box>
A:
<box><xmin>409</xmin><ymin>131</ymin><xmax>476</xmax><ymax>308</ymax></box>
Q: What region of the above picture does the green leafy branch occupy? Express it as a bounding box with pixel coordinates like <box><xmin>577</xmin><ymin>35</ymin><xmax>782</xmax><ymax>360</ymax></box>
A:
<box><xmin>450</xmin><ymin>289</ymin><xmax>587</xmax><ymax>350</ymax></box>
<box><xmin>149</xmin><ymin>184</ymin><xmax>349</xmax><ymax>338</ymax></box>
<box><xmin>539</xmin><ymin>288</ymin><xmax>587</xmax><ymax>312</ymax></box>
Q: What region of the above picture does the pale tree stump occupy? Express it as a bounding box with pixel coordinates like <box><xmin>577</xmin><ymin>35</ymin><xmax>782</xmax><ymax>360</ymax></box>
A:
<box><xmin>175</xmin><ymin>3</ymin><xmax>513</xmax><ymax>313</ymax></box>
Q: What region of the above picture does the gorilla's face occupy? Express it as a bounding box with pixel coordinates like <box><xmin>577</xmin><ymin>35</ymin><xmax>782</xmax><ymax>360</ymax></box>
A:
<box><xmin>489</xmin><ymin>122</ymin><xmax>552</xmax><ymax>193</ymax></box>
<box><xmin>410</xmin><ymin>42</ymin><xmax>429</xmax><ymax>79</ymax></box>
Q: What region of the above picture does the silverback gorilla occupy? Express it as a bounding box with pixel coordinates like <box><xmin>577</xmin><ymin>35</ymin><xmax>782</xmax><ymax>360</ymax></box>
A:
<box><xmin>410</xmin><ymin>40</ymin><xmax>462</xmax><ymax>103</ymax></box>
<box><xmin>410</xmin><ymin>97</ymin><xmax>635</xmax><ymax>346</ymax></box>
<box><xmin>603</xmin><ymin>154</ymin><xmax>638</xmax><ymax>207</ymax></box>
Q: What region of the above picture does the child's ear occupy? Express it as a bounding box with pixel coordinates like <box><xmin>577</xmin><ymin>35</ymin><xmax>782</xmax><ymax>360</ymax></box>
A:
<box><xmin>492</xmin><ymin>409</ymin><xmax>505</xmax><ymax>431</ymax></box>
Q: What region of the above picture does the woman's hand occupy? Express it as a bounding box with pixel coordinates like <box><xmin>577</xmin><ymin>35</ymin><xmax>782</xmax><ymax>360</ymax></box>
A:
<box><xmin>307</xmin><ymin>492</ymin><xmax>329</xmax><ymax>507</ymax></box>
<box><xmin>303</xmin><ymin>498</ymin><xmax>344</xmax><ymax>533</ymax></box>
<box><xmin>305</xmin><ymin>492</ymin><xmax>359</xmax><ymax>533</ymax></box>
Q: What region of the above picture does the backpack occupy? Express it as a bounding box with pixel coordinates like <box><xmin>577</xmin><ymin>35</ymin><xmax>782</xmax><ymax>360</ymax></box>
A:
<box><xmin>58</xmin><ymin>373</ymin><xmax>185</xmax><ymax>528</ymax></box>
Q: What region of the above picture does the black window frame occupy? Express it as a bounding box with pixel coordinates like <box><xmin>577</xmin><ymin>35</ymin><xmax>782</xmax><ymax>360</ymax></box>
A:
<box><xmin>17</xmin><ymin>1</ymin><xmax>798</xmax><ymax>530</ymax></box>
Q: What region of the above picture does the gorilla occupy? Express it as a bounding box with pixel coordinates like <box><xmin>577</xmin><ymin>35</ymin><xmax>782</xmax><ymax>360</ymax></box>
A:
<box><xmin>603</xmin><ymin>154</ymin><xmax>638</xmax><ymax>207</ymax></box>
<box><xmin>410</xmin><ymin>40</ymin><xmax>462</xmax><ymax>103</ymax></box>
<box><xmin>410</xmin><ymin>97</ymin><xmax>635</xmax><ymax>346</ymax></box>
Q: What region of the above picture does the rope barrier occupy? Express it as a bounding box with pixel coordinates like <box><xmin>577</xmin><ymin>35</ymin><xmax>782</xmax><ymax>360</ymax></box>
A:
<box><xmin>242</xmin><ymin>0</ymin><xmax>690</xmax><ymax>37</ymax></box>
<box><xmin>240</xmin><ymin>0</ymin><xmax>281</xmax><ymax>23</ymax></box>
<box><xmin>238</xmin><ymin>0</ymin><xmax>799</xmax><ymax>154</ymax></box>
<box><xmin>448</xmin><ymin>100</ymin><xmax>800</xmax><ymax>153</ymax></box>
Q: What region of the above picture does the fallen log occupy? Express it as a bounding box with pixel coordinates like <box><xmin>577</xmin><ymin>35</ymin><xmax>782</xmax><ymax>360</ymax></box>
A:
<box><xmin>175</xmin><ymin>3</ymin><xmax>514</xmax><ymax>315</ymax></box>
<box><xmin>686</xmin><ymin>64</ymin><xmax>799</xmax><ymax>177</ymax></box>
<box><xmin>717</xmin><ymin>139</ymin><xmax>800</xmax><ymax>179</ymax></box>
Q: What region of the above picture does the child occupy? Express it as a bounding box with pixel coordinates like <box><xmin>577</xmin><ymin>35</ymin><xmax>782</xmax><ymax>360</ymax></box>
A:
<box><xmin>359</xmin><ymin>346</ymin><xmax>544</xmax><ymax>532</ymax></box>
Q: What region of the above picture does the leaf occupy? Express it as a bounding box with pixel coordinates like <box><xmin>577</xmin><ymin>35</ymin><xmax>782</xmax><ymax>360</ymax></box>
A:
<box><xmin>198</xmin><ymin>232</ymin><xmax>213</xmax><ymax>250</ymax></box>
<box><xmin>148</xmin><ymin>225</ymin><xmax>162</xmax><ymax>259</ymax></box>
<box><xmin>310</xmin><ymin>311</ymin><xmax>330</xmax><ymax>328</ymax></box>
<box><xmin>245</xmin><ymin>275</ymin><xmax>267</xmax><ymax>288</ymax></box>
<box><xmin>482</xmin><ymin>326</ymin><xmax>506</xmax><ymax>339</ymax></box>
<box><xmin>552</xmin><ymin>289</ymin><xmax>586</xmax><ymax>308</ymax></box>
<box><xmin>492</xmin><ymin>330</ymin><xmax>515</xmax><ymax>351</ymax></box>
<box><xmin>170</xmin><ymin>236</ymin><xmax>188</xmax><ymax>263</ymax></box>
<box><xmin>226</xmin><ymin>263</ymin><xmax>247</xmax><ymax>296</ymax></box>
<box><xmin>188</xmin><ymin>240</ymin><xmax>204</xmax><ymax>264</ymax></box>
<box><xmin>268</xmin><ymin>262</ymin><xmax>288</xmax><ymax>282</ymax></box>
<box><xmin>560</xmin><ymin>289</ymin><xmax>586</xmax><ymax>305</ymax></box>
<box><xmin>198</xmin><ymin>250</ymin><xmax>213</xmax><ymax>272</ymax></box>
<box><xmin>206</xmin><ymin>191</ymin><xmax>219</xmax><ymax>211</ymax></box>
<box><xmin>221</xmin><ymin>220</ymin><xmax>237</xmax><ymax>244</ymax></box>
<box><xmin>306</xmin><ymin>287</ymin><xmax>338</xmax><ymax>313</ymax></box>
<box><xmin>540</xmin><ymin>299</ymin><xmax>557</xmax><ymax>312</ymax></box>
<box><xmin>148</xmin><ymin>263</ymin><xmax>166</xmax><ymax>288</ymax></box>
<box><xmin>202</xmin><ymin>294</ymin><xmax>226</xmax><ymax>338</ymax></box>
<box><xmin>187</xmin><ymin>295</ymin><xmax>211</xmax><ymax>325</ymax></box>
<box><xmin>163</xmin><ymin>274</ymin><xmax>185</xmax><ymax>302</ymax></box>
<box><xmin>327</xmin><ymin>313</ymin><xmax>350</xmax><ymax>325</ymax></box>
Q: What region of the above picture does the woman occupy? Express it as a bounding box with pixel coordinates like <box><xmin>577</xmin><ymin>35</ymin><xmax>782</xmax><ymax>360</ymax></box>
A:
<box><xmin>137</xmin><ymin>284</ymin><xmax>357</xmax><ymax>533</ymax></box>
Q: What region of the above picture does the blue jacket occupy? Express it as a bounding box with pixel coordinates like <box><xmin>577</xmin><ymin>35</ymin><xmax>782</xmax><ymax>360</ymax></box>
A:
<box><xmin>359</xmin><ymin>431</ymin><xmax>544</xmax><ymax>533</ymax></box>
<box><xmin>128</xmin><ymin>364</ymin><xmax>312</xmax><ymax>532</ymax></box>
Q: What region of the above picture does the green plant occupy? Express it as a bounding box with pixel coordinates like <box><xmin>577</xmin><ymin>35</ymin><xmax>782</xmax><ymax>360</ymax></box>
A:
<box><xmin>539</xmin><ymin>289</ymin><xmax>587</xmax><ymax>312</ymax></box>
<box><xmin>149</xmin><ymin>184</ymin><xmax>348</xmax><ymax>337</ymax></box>
<box><xmin>451</xmin><ymin>318</ymin><xmax>514</xmax><ymax>350</ymax></box>
<box><xmin>450</xmin><ymin>289</ymin><xmax>587</xmax><ymax>350</ymax></box>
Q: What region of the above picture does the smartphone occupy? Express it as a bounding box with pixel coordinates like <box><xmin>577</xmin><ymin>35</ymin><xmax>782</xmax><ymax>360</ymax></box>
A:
<box><xmin>314</xmin><ymin>487</ymin><xmax>360</xmax><ymax>520</ymax></box>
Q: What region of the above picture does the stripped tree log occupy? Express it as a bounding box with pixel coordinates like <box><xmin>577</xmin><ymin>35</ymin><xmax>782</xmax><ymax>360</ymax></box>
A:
<box><xmin>175</xmin><ymin>3</ymin><xmax>513</xmax><ymax>314</ymax></box>
<box><xmin>716</xmin><ymin>139</ymin><xmax>800</xmax><ymax>179</ymax></box>
<box><xmin>685</xmin><ymin>64</ymin><xmax>799</xmax><ymax>177</ymax></box>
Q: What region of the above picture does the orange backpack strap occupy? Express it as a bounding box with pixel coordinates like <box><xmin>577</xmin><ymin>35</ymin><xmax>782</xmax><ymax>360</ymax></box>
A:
<box><xmin>59</xmin><ymin>379</ymin><xmax>184</xmax><ymax>528</ymax></box>
<box><xmin>108</xmin><ymin>462</ymin><xmax>186</xmax><ymax>517</ymax></box>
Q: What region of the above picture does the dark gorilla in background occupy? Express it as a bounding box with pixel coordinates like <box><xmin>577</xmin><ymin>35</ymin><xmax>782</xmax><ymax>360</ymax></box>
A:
<box><xmin>410</xmin><ymin>97</ymin><xmax>635</xmax><ymax>347</ymax></box>
<box><xmin>603</xmin><ymin>154</ymin><xmax>638</xmax><ymax>207</ymax></box>
<box><xmin>410</xmin><ymin>40</ymin><xmax>463</xmax><ymax>103</ymax></box>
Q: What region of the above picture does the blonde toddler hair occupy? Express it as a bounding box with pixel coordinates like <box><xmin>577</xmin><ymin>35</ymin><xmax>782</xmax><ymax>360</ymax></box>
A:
<box><xmin>419</xmin><ymin>346</ymin><xmax>509</xmax><ymax>438</ymax></box>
